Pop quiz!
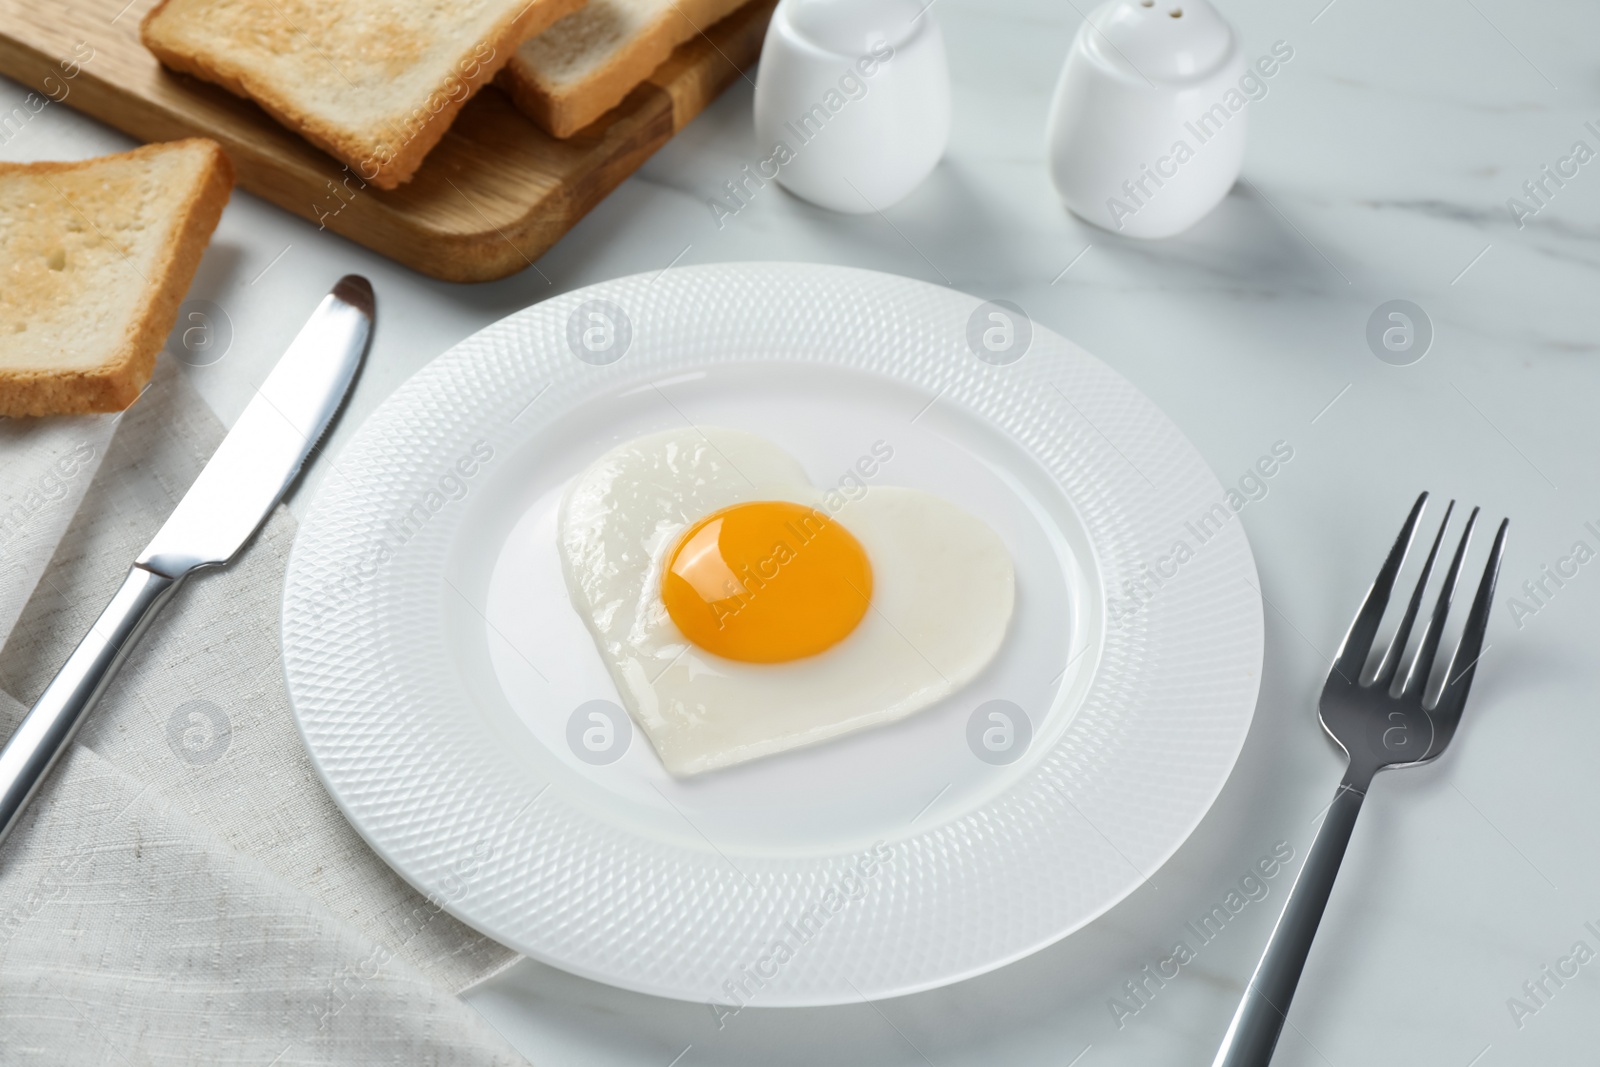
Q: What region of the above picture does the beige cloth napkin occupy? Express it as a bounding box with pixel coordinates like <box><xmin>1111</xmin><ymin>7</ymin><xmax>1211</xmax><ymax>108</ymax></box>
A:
<box><xmin>0</xmin><ymin>359</ymin><xmax>529</xmax><ymax>1065</ymax></box>
<box><xmin>0</xmin><ymin>410</ymin><xmax>116</xmax><ymax>642</ymax></box>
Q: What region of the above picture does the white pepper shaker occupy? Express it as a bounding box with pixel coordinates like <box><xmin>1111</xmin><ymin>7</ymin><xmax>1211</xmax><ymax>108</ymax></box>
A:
<box><xmin>1046</xmin><ymin>0</ymin><xmax>1249</xmax><ymax>238</ymax></box>
<box><xmin>752</xmin><ymin>0</ymin><xmax>951</xmax><ymax>213</ymax></box>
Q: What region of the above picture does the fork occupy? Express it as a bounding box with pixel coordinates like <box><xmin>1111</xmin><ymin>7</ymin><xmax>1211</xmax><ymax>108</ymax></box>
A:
<box><xmin>1212</xmin><ymin>492</ymin><xmax>1509</xmax><ymax>1067</ymax></box>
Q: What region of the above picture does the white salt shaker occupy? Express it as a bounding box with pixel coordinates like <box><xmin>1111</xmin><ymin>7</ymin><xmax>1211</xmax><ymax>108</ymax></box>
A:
<box><xmin>752</xmin><ymin>0</ymin><xmax>950</xmax><ymax>213</ymax></box>
<box><xmin>1046</xmin><ymin>0</ymin><xmax>1248</xmax><ymax>238</ymax></box>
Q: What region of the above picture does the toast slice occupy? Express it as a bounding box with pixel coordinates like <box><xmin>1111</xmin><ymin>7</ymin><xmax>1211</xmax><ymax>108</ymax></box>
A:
<box><xmin>141</xmin><ymin>0</ymin><xmax>587</xmax><ymax>189</ymax></box>
<box><xmin>500</xmin><ymin>0</ymin><xmax>751</xmax><ymax>138</ymax></box>
<box><xmin>0</xmin><ymin>140</ymin><xmax>233</xmax><ymax>417</ymax></box>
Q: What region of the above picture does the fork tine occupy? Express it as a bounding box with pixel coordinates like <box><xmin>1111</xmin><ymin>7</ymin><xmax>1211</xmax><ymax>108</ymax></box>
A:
<box><xmin>1373</xmin><ymin>500</ymin><xmax>1454</xmax><ymax>690</ymax></box>
<box><xmin>1402</xmin><ymin>506</ymin><xmax>1478</xmax><ymax>699</ymax></box>
<box><xmin>1433</xmin><ymin>517</ymin><xmax>1509</xmax><ymax>716</ymax></box>
<box><xmin>1331</xmin><ymin>492</ymin><xmax>1428</xmax><ymax>683</ymax></box>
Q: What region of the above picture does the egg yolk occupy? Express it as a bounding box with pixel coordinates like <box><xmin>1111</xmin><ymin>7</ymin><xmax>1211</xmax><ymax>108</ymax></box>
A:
<box><xmin>661</xmin><ymin>501</ymin><xmax>872</xmax><ymax>663</ymax></box>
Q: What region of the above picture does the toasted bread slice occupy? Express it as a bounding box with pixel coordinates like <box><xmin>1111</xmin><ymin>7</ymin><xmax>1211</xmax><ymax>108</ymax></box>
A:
<box><xmin>141</xmin><ymin>0</ymin><xmax>586</xmax><ymax>189</ymax></box>
<box><xmin>0</xmin><ymin>140</ymin><xmax>233</xmax><ymax>418</ymax></box>
<box><xmin>500</xmin><ymin>0</ymin><xmax>750</xmax><ymax>138</ymax></box>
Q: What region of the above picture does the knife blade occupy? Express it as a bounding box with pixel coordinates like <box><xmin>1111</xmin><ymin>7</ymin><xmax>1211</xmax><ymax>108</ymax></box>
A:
<box><xmin>140</xmin><ymin>274</ymin><xmax>373</xmax><ymax>575</ymax></box>
<box><xmin>0</xmin><ymin>275</ymin><xmax>373</xmax><ymax>851</ymax></box>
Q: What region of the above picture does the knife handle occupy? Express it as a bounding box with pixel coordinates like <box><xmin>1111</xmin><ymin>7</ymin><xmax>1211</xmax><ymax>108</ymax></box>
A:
<box><xmin>0</xmin><ymin>565</ymin><xmax>181</xmax><ymax>851</ymax></box>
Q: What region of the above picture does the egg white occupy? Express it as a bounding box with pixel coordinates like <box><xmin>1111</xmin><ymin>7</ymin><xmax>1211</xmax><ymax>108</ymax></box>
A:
<box><xmin>557</xmin><ymin>427</ymin><xmax>1015</xmax><ymax>776</ymax></box>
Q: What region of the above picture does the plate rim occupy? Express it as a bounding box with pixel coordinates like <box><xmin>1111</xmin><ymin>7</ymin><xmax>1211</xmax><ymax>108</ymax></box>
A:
<box><xmin>282</xmin><ymin>262</ymin><xmax>1263</xmax><ymax>1005</ymax></box>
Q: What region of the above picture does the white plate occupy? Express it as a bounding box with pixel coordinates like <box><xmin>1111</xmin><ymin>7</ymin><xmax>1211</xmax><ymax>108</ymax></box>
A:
<box><xmin>283</xmin><ymin>263</ymin><xmax>1262</xmax><ymax>1006</ymax></box>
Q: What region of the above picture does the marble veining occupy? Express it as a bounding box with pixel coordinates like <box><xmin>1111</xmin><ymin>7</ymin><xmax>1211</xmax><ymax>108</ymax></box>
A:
<box><xmin>6</xmin><ymin>0</ymin><xmax>1599</xmax><ymax>1062</ymax></box>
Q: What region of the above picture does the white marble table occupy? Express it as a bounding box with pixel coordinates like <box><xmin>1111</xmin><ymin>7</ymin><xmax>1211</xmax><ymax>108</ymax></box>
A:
<box><xmin>7</xmin><ymin>0</ymin><xmax>1599</xmax><ymax>1062</ymax></box>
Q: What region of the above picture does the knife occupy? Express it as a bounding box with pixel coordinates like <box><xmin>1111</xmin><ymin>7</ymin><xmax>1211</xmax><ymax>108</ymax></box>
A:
<box><xmin>0</xmin><ymin>275</ymin><xmax>373</xmax><ymax>850</ymax></box>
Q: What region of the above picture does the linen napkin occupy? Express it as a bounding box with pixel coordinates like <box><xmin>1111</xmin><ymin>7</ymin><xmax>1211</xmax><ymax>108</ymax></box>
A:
<box><xmin>0</xmin><ymin>358</ymin><xmax>530</xmax><ymax>1065</ymax></box>
<box><xmin>0</xmin><ymin>411</ymin><xmax>116</xmax><ymax>643</ymax></box>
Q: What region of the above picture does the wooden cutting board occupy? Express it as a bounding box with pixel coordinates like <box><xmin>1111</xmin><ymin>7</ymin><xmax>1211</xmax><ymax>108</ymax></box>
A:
<box><xmin>0</xmin><ymin>0</ymin><xmax>774</xmax><ymax>282</ymax></box>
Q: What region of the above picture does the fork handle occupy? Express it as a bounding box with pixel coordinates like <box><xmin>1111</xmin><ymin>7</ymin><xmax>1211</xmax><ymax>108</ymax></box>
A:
<box><xmin>1212</xmin><ymin>771</ymin><xmax>1368</xmax><ymax>1067</ymax></box>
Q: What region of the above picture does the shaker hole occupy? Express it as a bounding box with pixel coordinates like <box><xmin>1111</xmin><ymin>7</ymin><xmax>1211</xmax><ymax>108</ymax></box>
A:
<box><xmin>1169</xmin><ymin>6</ymin><xmax>1182</xmax><ymax>15</ymax></box>
<box><xmin>1140</xmin><ymin>0</ymin><xmax>1153</xmax><ymax>6</ymax></box>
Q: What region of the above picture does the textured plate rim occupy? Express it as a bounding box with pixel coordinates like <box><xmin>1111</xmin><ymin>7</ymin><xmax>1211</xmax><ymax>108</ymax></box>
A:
<box><xmin>282</xmin><ymin>263</ymin><xmax>1263</xmax><ymax>1005</ymax></box>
